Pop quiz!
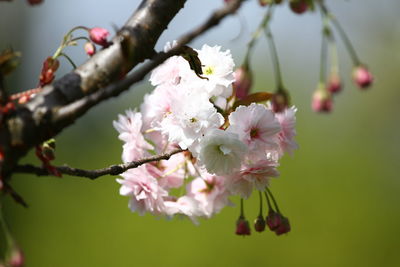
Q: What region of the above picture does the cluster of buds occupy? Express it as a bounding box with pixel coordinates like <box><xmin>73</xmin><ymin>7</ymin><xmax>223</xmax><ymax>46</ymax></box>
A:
<box><xmin>235</xmin><ymin>190</ymin><xmax>290</xmax><ymax>236</ymax></box>
<box><xmin>35</xmin><ymin>139</ymin><xmax>61</xmax><ymax>177</ymax></box>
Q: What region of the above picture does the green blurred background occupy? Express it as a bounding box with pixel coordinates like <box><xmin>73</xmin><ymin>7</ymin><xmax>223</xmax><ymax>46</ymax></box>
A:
<box><xmin>1</xmin><ymin>0</ymin><xmax>400</xmax><ymax>266</ymax></box>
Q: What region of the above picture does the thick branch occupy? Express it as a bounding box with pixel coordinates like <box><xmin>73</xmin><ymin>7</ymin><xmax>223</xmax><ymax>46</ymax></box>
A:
<box><xmin>0</xmin><ymin>0</ymin><xmax>187</xmax><ymax>176</ymax></box>
<box><xmin>14</xmin><ymin>148</ymin><xmax>184</xmax><ymax>179</ymax></box>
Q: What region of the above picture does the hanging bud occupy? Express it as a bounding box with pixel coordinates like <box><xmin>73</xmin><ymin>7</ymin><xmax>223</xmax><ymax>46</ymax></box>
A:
<box><xmin>84</xmin><ymin>42</ymin><xmax>96</xmax><ymax>57</ymax></box>
<box><xmin>327</xmin><ymin>73</ymin><xmax>342</xmax><ymax>94</ymax></box>
<box><xmin>235</xmin><ymin>216</ymin><xmax>251</xmax><ymax>236</ymax></box>
<box><xmin>254</xmin><ymin>215</ymin><xmax>266</xmax><ymax>232</ymax></box>
<box><xmin>233</xmin><ymin>65</ymin><xmax>253</xmax><ymax>100</ymax></box>
<box><xmin>289</xmin><ymin>0</ymin><xmax>308</xmax><ymax>14</ymax></box>
<box><xmin>274</xmin><ymin>215</ymin><xmax>291</xmax><ymax>235</ymax></box>
<box><xmin>266</xmin><ymin>210</ymin><xmax>282</xmax><ymax>231</ymax></box>
<box><xmin>311</xmin><ymin>84</ymin><xmax>333</xmax><ymax>113</ymax></box>
<box><xmin>271</xmin><ymin>89</ymin><xmax>290</xmax><ymax>113</ymax></box>
<box><xmin>352</xmin><ymin>65</ymin><xmax>373</xmax><ymax>89</ymax></box>
<box><xmin>89</xmin><ymin>27</ymin><xmax>110</xmax><ymax>47</ymax></box>
<box><xmin>8</xmin><ymin>247</ymin><xmax>24</xmax><ymax>267</ymax></box>
<box><xmin>41</xmin><ymin>139</ymin><xmax>56</xmax><ymax>161</ymax></box>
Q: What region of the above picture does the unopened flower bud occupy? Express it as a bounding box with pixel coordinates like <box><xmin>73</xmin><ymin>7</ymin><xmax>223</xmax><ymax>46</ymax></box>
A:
<box><xmin>266</xmin><ymin>210</ymin><xmax>282</xmax><ymax>231</ymax></box>
<box><xmin>289</xmin><ymin>0</ymin><xmax>308</xmax><ymax>14</ymax></box>
<box><xmin>274</xmin><ymin>216</ymin><xmax>291</xmax><ymax>235</ymax></box>
<box><xmin>39</xmin><ymin>57</ymin><xmax>59</xmax><ymax>86</ymax></box>
<box><xmin>235</xmin><ymin>216</ymin><xmax>251</xmax><ymax>236</ymax></box>
<box><xmin>254</xmin><ymin>215</ymin><xmax>266</xmax><ymax>232</ymax></box>
<box><xmin>312</xmin><ymin>85</ymin><xmax>333</xmax><ymax>113</ymax></box>
<box><xmin>89</xmin><ymin>27</ymin><xmax>110</xmax><ymax>47</ymax></box>
<box><xmin>8</xmin><ymin>247</ymin><xmax>24</xmax><ymax>267</ymax></box>
<box><xmin>352</xmin><ymin>65</ymin><xmax>373</xmax><ymax>89</ymax></box>
<box><xmin>327</xmin><ymin>73</ymin><xmax>342</xmax><ymax>94</ymax></box>
<box><xmin>84</xmin><ymin>42</ymin><xmax>96</xmax><ymax>56</ymax></box>
<box><xmin>233</xmin><ymin>65</ymin><xmax>252</xmax><ymax>100</ymax></box>
<box><xmin>271</xmin><ymin>89</ymin><xmax>290</xmax><ymax>113</ymax></box>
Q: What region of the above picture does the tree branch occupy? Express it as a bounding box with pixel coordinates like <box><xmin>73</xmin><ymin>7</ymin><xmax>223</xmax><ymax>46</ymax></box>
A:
<box><xmin>54</xmin><ymin>0</ymin><xmax>244</xmax><ymax>124</ymax></box>
<box><xmin>14</xmin><ymin>148</ymin><xmax>185</xmax><ymax>179</ymax></box>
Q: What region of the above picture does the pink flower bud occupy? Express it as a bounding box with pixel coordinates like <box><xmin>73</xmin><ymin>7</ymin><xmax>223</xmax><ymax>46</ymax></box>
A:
<box><xmin>271</xmin><ymin>89</ymin><xmax>290</xmax><ymax>113</ymax></box>
<box><xmin>352</xmin><ymin>65</ymin><xmax>373</xmax><ymax>89</ymax></box>
<box><xmin>274</xmin><ymin>216</ymin><xmax>291</xmax><ymax>235</ymax></box>
<box><xmin>327</xmin><ymin>73</ymin><xmax>342</xmax><ymax>94</ymax></box>
<box><xmin>89</xmin><ymin>27</ymin><xmax>110</xmax><ymax>47</ymax></box>
<box><xmin>235</xmin><ymin>216</ymin><xmax>251</xmax><ymax>236</ymax></box>
<box><xmin>84</xmin><ymin>42</ymin><xmax>96</xmax><ymax>56</ymax></box>
<box><xmin>254</xmin><ymin>215</ymin><xmax>266</xmax><ymax>232</ymax></box>
<box><xmin>312</xmin><ymin>86</ymin><xmax>333</xmax><ymax>113</ymax></box>
<box><xmin>289</xmin><ymin>0</ymin><xmax>308</xmax><ymax>14</ymax></box>
<box><xmin>233</xmin><ymin>65</ymin><xmax>252</xmax><ymax>100</ymax></box>
<box><xmin>266</xmin><ymin>210</ymin><xmax>282</xmax><ymax>231</ymax></box>
<box><xmin>8</xmin><ymin>248</ymin><xmax>24</xmax><ymax>267</ymax></box>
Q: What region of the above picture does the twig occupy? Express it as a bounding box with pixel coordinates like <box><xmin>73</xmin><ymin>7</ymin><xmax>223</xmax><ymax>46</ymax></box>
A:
<box><xmin>14</xmin><ymin>148</ymin><xmax>184</xmax><ymax>179</ymax></box>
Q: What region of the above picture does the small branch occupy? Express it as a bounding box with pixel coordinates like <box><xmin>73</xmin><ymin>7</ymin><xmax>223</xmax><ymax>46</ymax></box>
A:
<box><xmin>14</xmin><ymin>148</ymin><xmax>184</xmax><ymax>179</ymax></box>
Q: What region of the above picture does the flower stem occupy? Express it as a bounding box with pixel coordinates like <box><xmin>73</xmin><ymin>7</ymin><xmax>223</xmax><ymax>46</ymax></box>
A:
<box><xmin>318</xmin><ymin>1</ymin><xmax>361</xmax><ymax>66</ymax></box>
<box><xmin>243</xmin><ymin>4</ymin><xmax>274</xmax><ymax>67</ymax></box>
<box><xmin>258</xmin><ymin>191</ymin><xmax>263</xmax><ymax>216</ymax></box>
<box><xmin>265</xmin><ymin>26</ymin><xmax>284</xmax><ymax>90</ymax></box>
<box><xmin>240</xmin><ymin>198</ymin><xmax>244</xmax><ymax>217</ymax></box>
<box><xmin>265</xmin><ymin>187</ymin><xmax>281</xmax><ymax>213</ymax></box>
<box><xmin>59</xmin><ymin>53</ymin><xmax>77</xmax><ymax>69</ymax></box>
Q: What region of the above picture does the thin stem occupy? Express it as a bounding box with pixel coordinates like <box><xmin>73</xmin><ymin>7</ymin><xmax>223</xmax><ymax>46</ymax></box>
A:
<box><xmin>243</xmin><ymin>4</ymin><xmax>274</xmax><ymax>67</ymax></box>
<box><xmin>319</xmin><ymin>31</ymin><xmax>328</xmax><ymax>83</ymax></box>
<box><xmin>59</xmin><ymin>53</ymin><xmax>77</xmax><ymax>69</ymax></box>
<box><xmin>265</xmin><ymin>187</ymin><xmax>280</xmax><ymax>213</ymax></box>
<box><xmin>258</xmin><ymin>191</ymin><xmax>263</xmax><ymax>216</ymax></box>
<box><xmin>264</xmin><ymin>191</ymin><xmax>273</xmax><ymax>211</ymax></box>
<box><xmin>265</xmin><ymin>26</ymin><xmax>284</xmax><ymax>90</ymax></box>
<box><xmin>240</xmin><ymin>198</ymin><xmax>244</xmax><ymax>217</ymax></box>
<box><xmin>318</xmin><ymin>1</ymin><xmax>361</xmax><ymax>66</ymax></box>
<box><xmin>69</xmin><ymin>36</ymin><xmax>91</xmax><ymax>45</ymax></box>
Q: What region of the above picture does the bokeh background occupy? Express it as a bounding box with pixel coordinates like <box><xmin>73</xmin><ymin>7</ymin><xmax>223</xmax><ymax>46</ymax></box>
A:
<box><xmin>1</xmin><ymin>0</ymin><xmax>400</xmax><ymax>266</ymax></box>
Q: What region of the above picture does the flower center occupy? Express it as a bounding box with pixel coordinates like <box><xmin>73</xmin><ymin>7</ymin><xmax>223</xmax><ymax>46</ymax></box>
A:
<box><xmin>250</xmin><ymin>128</ymin><xmax>259</xmax><ymax>139</ymax></box>
<box><xmin>203</xmin><ymin>65</ymin><xmax>214</xmax><ymax>75</ymax></box>
<box><xmin>218</xmin><ymin>145</ymin><xmax>231</xmax><ymax>155</ymax></box>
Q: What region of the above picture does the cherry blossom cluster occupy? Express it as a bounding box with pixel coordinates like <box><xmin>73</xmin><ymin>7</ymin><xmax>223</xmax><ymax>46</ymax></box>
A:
<box><xmin>114</xmin><ymin>42</ymin><xmax>297</xmax><ymax>225</ymax></box>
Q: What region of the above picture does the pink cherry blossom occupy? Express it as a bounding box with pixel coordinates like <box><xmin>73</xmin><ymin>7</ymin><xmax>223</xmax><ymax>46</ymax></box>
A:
<box><xmin>228</xmin><ymin>103</ymin><xmax>281</xmax><ymax>154</ymax></box>
<box><xmin>117</xmin><ymin>166</ymin><xmax>168</xmax><ymax>216</ymax></box>
<box><xmin>225</xmin><ymin>159</ymin><xmax>279</xmax><ymax>199</ymax></box>
<box><xmin>187</xmin><ymin>174</ymin><xmax>231</xmax><ymax>218</ymax></box>
<box><xmin>275</xmin><ymin>106</ymin><xmax>298</xmax><ymax>156</ymax></box>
